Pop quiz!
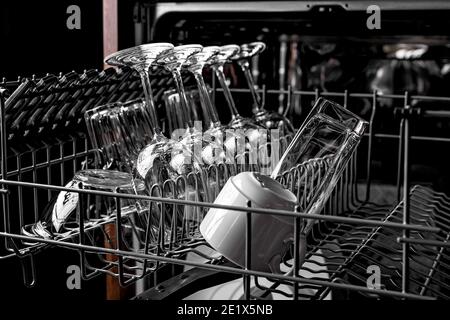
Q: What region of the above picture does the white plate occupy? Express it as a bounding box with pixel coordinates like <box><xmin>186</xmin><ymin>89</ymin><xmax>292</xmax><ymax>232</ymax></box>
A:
<box><xmin>184</xmin><ymin>249</ymin><xmax>331</xmax><ymax>300</ymax></box>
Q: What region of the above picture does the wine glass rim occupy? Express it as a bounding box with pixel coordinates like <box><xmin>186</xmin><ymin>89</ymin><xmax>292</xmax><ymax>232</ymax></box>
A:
<box><xmin>104</xmin><ymin>42</ymin><xmax>175</xmax><ymax>65</ymax></box>
<box><xmin>243</xmin><ymin>41</ymin><xmax>266</xmax><ymax>50</ymax></box>
<box><xmin>172</xmin><ymin>44</ymin><xmax>203</xmax><ymax>51</ymax></box>
<box><xmin>228</xmin><ymin>42</ymin><xmax>265</xmax><ymax>61</ymax></box>
<box><xmin>184</xmin><ymin>46</ymin><xmax>220</xmax><ymax>67</ymax></box>
<box><xmin>213</xmin><ymin>45</ymin><xmax>241</xmax><ymax>62</ymax></box>
<box><xmin>220</xmin><ymin>44</ymin><xmax>240</xmax><ymax>51</ymax></box>
<box><xmin>196</xmin><ymin>46</ymin><xmax>220</xmax><ymax>57</ymax></box>
<box><xmin>202</xmin><ymin>45</ymin><xmax>220</xmax><ymax>51</ymax></box>
<box><xmin>155</xmin><ymin>44</ymin><xmax>204</xmax><ymax>66</ymax></box>
<box><xmin>231</xmin><ymin>41</ymin><xmax>266</xmax><ymax>59</ymax></box>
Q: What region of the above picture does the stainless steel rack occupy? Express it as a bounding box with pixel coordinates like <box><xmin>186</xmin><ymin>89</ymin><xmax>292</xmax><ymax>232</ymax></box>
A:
<box><xmin>0</xmin><ymin>69</ymin><xmax>449</xmax><ymax>300</ymax></box>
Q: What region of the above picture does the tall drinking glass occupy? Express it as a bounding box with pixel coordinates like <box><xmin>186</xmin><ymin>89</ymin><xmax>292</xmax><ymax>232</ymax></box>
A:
<box><xmin>271</xmin><ymin>98</ymin><xmax>368</xmax><ymax>234</ymax></box>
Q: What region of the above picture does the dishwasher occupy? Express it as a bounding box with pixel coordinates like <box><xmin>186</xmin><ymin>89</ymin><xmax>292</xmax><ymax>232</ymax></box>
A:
<box><xmin>0</xmin><ymin>1</ymin><xmax>449</xmax><ymax>301</ymax></box>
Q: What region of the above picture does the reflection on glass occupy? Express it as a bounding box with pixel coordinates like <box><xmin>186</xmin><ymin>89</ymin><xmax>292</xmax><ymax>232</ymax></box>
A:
<box><xmin>272</xmin><ymin>98</ymin><xmax>368</xmax><ymax>234</ymax></box>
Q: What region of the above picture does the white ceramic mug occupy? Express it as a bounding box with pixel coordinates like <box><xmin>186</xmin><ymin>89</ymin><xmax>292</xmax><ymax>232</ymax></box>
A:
<box><xmin>200</xmin><ymin>172</ymin><xmax>306</xmax><ymax>273</ymax></box>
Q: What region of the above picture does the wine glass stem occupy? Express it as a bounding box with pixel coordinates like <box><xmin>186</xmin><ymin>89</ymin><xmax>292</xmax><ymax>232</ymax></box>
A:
<box><xmin>138</xmin><ymin>70</ymin><xmax>160</xmax><ymax>135</ymax></box>
<box><xmin>172</xmin><ymin>68</ymin><xmax>194</xmax><ymax>128</ymax></box>
<box><xmin>237</xmin><ymin>60</ymin><xmax>263</xmax><ymax>112</ymax></box>
<box><xmin>214</xmin><ymin>65</ymin><xmax>240</xmax><ymax>119</ymax></box>
<box><xmin>193</xmin><ymin>70</ymin><xmax>220</xmax><ymax>128</ymax></box>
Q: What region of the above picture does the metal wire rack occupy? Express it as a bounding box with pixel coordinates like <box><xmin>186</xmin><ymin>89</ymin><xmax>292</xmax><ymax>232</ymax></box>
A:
<box><xmin>0</xmin><ymin>68</ymin><xmax>449</xmax><ymax>300</ymax></box>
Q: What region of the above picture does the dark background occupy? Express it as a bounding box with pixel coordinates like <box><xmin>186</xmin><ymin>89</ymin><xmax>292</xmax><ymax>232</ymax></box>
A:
<box><xmin>2</xmin><ymin>0</ymin><xmax>450</xmax><ymax>300</ymax></box>
<box><xmin>0</xmin><ymin>0</ymin><xmax>148</xmax><ymax>80</ymax></box>
<box><xmin>0</xmin><ymin>0</ymin><xmax>104</xmax><ymax>299</ymax></box>
<box><xmin>0</xmin><ymin>0</ymin><xmax>103</xmax><ymax>79</ymax></box>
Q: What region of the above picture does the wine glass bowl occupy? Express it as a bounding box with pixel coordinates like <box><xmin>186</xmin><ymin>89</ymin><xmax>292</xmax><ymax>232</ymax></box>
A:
<box><xmin>104</xmin><ymin>43</ymin><xmax>174</xmax><ymax>138</ymax></box>
<box><xmin>232</xmin><ymin>42</ymin><xmax>266</xmax><ymax>60</ymax></box>
<box><xmin>155</xmin><ymin>45</ymin><xmax>204</xmax><ymax>71</ymax></box>
<box><xmin>105</xmin><ymin>43</ymin><xmax>174</xmax><ymax>72</ymax></box>
<box><xmin>184</xmin><ymin>46</ymin><xmax>220</xmax><ymax>73</ymax></box>
<box><xmin>135</xmin><ymin>136</ymin><xmax>202</xmax><ymax>184</ymax></box>
<box><xmin>209</xmin><ymin>44</ymin><xmax>240</xmax><ymax>65</ymax></box>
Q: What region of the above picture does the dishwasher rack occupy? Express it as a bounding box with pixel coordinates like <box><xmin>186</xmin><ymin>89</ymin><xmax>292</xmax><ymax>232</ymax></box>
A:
<box><xmin>0</xmin><ymin>69</ymin><xmax>449</xmax><ymax>300</ymax></box>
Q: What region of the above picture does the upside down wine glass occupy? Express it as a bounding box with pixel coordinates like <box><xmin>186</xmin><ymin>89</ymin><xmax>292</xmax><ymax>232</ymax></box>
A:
<box><xmin>106</xmin><ymin>43</ymin><xmax>208</xmax><ymax>250</ymax></box>
<box><xmin>105</xmin><ymin>43</ymin><xmax>172</xmax><ymax>136</ymax></box>
<box><xmin>155</xmin><ymin>45</ymin><xmax>204</xmax><ymax>142</ymax></box>
<box><xmin>232</xmin><ymin>42</ymin><xmax>295</xmax><ymax>138</ymax></box>
<box><xmin>105</xmin><ymin>43</ymin><xmax>202</xmax><ymax>189</ymax></box>
<box><xmin>209</xmin><ymin>45</ymin><xmax>271</xmax><ymax>166</ymax></box>
<box><xmin>184</xmin><ymin>46</ymin><xmax>265</xmax><ymax>169</ymax></box>
<box><xmin>182</xmin><ymin>46</ymin><xmax>233</xmax><ymax>165</ymax></box>
<box><xmin>208</xmin><ymin>44</ymin><xmax>284</xmax><ymax>172</ymax></box>
<box><xmin>183</xmin><ymin>46</ymin><xmax>221</xmax><ymax>132</ymax></box>
<box><xmin>208</xmin><ymin>45</ymin><xmax>263</xmax><ymax>132</ymax></box>
<box><xmin>156</xmin><ymin>45</ymin><xmax>227</xmax><ymax>167</ymax></box>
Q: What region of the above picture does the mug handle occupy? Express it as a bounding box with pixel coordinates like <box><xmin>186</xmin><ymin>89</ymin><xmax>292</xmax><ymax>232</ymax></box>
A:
<box><xmin>267</xmin><ymin>232</ymin><xmax>307</xmax><ymax>274</ymax></box>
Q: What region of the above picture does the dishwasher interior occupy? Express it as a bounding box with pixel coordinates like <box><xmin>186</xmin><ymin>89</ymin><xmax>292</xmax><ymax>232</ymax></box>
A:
<box><xmin>1</xmin><ymin>1</ymin><xmax>450</xmax><ymax>300</ymax></box>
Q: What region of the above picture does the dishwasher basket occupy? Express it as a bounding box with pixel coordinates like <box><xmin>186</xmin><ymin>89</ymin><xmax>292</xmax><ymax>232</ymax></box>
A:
<box><xmin>0</xmin><ymin>69</ymin><xmax>448</xmax><ymax>300</ymax></box>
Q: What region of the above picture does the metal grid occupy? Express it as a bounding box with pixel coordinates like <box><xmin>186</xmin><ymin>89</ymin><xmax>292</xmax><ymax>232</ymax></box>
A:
<box><xmin>0</xmin><ymin>70</ymin><xmax>449</xmax><ymax>300</ymax></box>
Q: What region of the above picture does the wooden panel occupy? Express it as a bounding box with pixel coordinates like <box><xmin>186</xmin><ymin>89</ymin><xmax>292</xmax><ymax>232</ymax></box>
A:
<box><xmin>103</xmin><ymin>0</ymin><xmax>127</xmax><ymax>300</ymax></box>
<box><xmin>103</xmin><ymin>0</ymin><xmax>118</xmax><ymax>69</ymax></box>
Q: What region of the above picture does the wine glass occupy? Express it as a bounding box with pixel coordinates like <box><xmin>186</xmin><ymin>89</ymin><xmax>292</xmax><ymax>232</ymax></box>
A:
<box><xmin>106</xmin><ymin>44</ymin><xmax>209</xmax><ymax>252</ymax></box>
<box><xmin>183</xmin><ymin>46</ymin><xmax>221</xmax><ymax>131</ymax></box>
<box><xmin>183</xmin><ymin>45</ymin><xmax>270</xmax><ymax>171</ymax></box>
<box><xmin>154</xmin><ymin>45</ymin><xmax>224</xmax><ymax>167</ymax></box>
<box><xmin>182</xmin><ymin>46</ymin><xmax>233</xmax><ymax>165</ymax></box>
<box><xmin>104</xmin><ymin>43</ymin><xmax>202</xmax><ymax>187</ymax></box>
<box><xmin>105</xmin><ymin>43</ymin><xmax>173</xmax><ymax>135</ymax></box>
<box><xmin>208</xmin><ymin>44</ymin><xmax>277</xmax><ymax>171</ymax></box>
<box><xmin>155</xmin><ymin>45</ymin><xmax>203</xmax><ymax>141</ymax></box>
<box><xmin>232</xmin><ymin>42</ymin><xmax>295</xmax><ymax>138</ymax></box>
<box><xmin>208</xmin><ymin>45</ymin><xmax>263</xmax><ymax>131</ymax></box>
